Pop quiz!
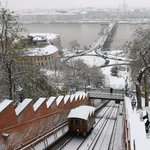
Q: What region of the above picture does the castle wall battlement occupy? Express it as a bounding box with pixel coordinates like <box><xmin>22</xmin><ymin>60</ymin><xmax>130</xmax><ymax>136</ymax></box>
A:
<box><xmin>0</xmin><ymin>92</ymin><xmax>88</xmax><ymax>150</ymax></box>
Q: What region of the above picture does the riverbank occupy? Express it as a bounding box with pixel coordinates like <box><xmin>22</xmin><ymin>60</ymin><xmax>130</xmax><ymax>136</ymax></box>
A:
<box><xmin>22</xmin><ymin>19</ymin><xmax>149</xmax><ymax>25</ymax></box>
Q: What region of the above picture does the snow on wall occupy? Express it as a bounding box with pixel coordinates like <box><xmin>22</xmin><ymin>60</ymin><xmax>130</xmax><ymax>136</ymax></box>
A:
<box><xmin>46</xmin><ymin>96</ymin><xmax>56</xmax><ymax>108</ymax></box>
<box><xmin>70</xmin><ymin>94</ymin><xmax>75</xmax><ymax>102</ymax></box>
<box><xmin>15</xmin><ymin>98</ymin><xmax>32</xmax><ymax>116</ymax></box>
<box><xmin>64</xmin><ymin>95</ymin><xmax>70</xmax><ymax>104</ymax></box>
<box><xmin>33</xmin><ymin>98</ymin><xmax>46</xmax><ymax>112</ymax></box>
<box><xmin>0</xmin><ymin>92</ymin><xmax>88</xmax><ymax>150</ymax></box>
<box><xmin>75</xmin><ymin>95</ymin><xmax>79</xmax><ymax>101</ymax></box>
<box><xmin>56</xmin><ymin>96</ymin><xmax>64</xmax><ymax>106</ymax></box>
<box><xmin>124</xmin><ymin>97</ymin><xmax>150</xmax><ymax>150</ymax></box>
<box><xmin>0</xmin><ymin>99</ymin><xmax>12</xmax><ymax>113</ymax></box>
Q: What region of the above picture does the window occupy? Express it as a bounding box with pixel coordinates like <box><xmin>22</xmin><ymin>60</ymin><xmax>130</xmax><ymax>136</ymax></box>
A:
<box><xmin>26</xmin><ymin>58</ymin><xmax>28</xmax><ymax>61</ymax></box>
<box><xmin>49</xmin><ymin>57</ymin><xmax>50</xmax><ymax>60</ymax></box>
<box><xmin>45</xmin><ymin>57</ymin><xmax>47</xmax><ymax>61</ymax></box>
<box><xmin>30</xmin><ymin>58</ymin><xmax>32</xmax><ymax>61</ymax></box>
<box><xmin>42</xmin><ymin>63</ymin><xmax>43</xmax><ymax>66</ymax></box>
<box><xmin>38</xmin><ymin>63</ymin><xmax>40</xmax><ymax>66</ymax></box>
<box><xmin>70</xmin><ymin>119</ymin><xmax>73</xmax><ymax>125</ymax></box>
<box><xmin>41</xmin><ymin>58</ymin><xmax>43</xmax><ymax>61</ymax></box>
<box><xmin>46</xmin><ymin>62</ymin><xmax>48</xmax><ymax>66</ymax></box>
<box><xmin>75</xmin><ymin>119</ymin><xmax>80</xmax><ymax>126</ymax></box>
<box><xmin>34</xmin><ymin>58</ymin><xmax>36</xmax><ymax>61</ymax></box>
<box><xmin>37</xmin><ymin>58</ymin><xmax>39</xmax><ymax>61</ymax></box>
<box><xmin>82</xmin><ymin>120</ymin><xmax>86</xmax><ymax>127</ymax></box>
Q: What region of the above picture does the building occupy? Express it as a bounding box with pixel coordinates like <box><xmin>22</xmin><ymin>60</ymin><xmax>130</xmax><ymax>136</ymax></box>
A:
<box><xmin>20</xmin><ymin>12</ymin><xmax>79</xmax><ymax>23</ymax></box>
<box><xmin>25</xmin><ymin>45</ymin><xmax>59</xmax><ymax>69</ymax></box>
<box><xmin>122</xmin><ymin>0</ymin><xmax>128</xmax><ymax>10</ymax></box>
<box><xmin>29</xmin><ymin>33</ymin><xmax>62</xmax><ymax>50</ymax></box>
<box><xmin>24</xmin><ymin>33</ymin><xmax>61</xmax><ymax>69</ymax></box>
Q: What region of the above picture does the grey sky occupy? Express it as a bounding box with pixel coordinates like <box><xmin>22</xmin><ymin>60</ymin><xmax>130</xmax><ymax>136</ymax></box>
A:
<box><xmin>1</xmin><ymin>0</ymin><xmax>150</xmax><ymax>10</ymax></box>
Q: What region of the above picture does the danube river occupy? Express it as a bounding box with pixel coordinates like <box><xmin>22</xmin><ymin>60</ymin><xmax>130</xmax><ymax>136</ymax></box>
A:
<box><xmin>24</xmin><ymin>23</ymin><xmax>136</xmax><ymax>50</ymax></box>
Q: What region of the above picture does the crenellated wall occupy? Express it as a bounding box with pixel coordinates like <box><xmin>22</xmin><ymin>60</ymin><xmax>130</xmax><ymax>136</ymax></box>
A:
<box><xmin>0</xmin><ymin>93</ymin><xmax>88</xmax><ymax>150</ymax></box>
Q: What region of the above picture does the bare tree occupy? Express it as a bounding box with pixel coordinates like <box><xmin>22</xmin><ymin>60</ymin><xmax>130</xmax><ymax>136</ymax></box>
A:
<box><xmin>129</xmin><ymin>25</ymin><xmax>150</xmax><ymax>109</ymax></box>
<box><xmin>63</xmin><ymin>59</ymin><xmax>105</xmax><ymax>92</ymax></box>
<box><xmin>69</xmin><ymin>40</ymin><xmax>80</xmax><ymax>52</ymax></box>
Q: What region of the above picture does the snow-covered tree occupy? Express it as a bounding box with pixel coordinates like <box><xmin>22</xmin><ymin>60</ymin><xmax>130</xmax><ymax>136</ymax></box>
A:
<box><xmin>63</xmin><ymin>59</ymin><xmax>105</xmax><ymax>91</ymax></box>
<box><xmin>0</xmin><ymin>7</ymin><xmax>55</xmax><ymax>102</ymax></box>
<box><xmin>129</xmin><ymin>25</ymin><xmax>150</xmax><ymax>109</ymax></box>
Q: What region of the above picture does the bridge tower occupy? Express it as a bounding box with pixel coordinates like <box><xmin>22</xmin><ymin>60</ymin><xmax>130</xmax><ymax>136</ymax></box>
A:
<box><xmin>110</xmin><ymin>14</ymin><xmax>117</xmax><ymax>23</ymax></box>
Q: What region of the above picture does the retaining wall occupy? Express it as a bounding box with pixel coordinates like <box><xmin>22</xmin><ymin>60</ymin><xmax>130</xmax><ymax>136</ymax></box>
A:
<box><xmin>0</xmin><ymin>93</ymin><xmax>88</xmax><ymax>150</ymax></box>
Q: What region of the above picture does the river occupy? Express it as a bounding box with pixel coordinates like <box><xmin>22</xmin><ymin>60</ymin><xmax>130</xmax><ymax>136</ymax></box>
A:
<box><xmin>24</xmin><ymin>23</ymin><xmax>136</xmax><ymax>50</ymax></box>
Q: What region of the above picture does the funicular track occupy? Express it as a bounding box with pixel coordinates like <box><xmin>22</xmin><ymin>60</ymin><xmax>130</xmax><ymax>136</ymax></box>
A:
<box><xmin>56</xmin><ymin>101</ymin><xmax>119</xmax><ymax>150</ymax></box>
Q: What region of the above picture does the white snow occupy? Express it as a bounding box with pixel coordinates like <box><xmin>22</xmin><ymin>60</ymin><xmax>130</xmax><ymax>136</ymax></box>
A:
<box><xmin>101</xmin><ymin>59</ymin><xmax>127</xmax><ymax>88</ymax></box>
<box><xmin>70</xmin><ymin>95</ymin><xmax>75</xmax><ymax>103</ymax></box>
<box><xmin>15</xmin><ymin>99</ymin><xmax>32</xmax><ymax>116</ymax></box>
<box><xmin>75</xmin><ymin>91</ymin><xmax>87</xmax><ymax>100</ymax></box>
<box><xmin>135</xmin><ymin>139</ymin><xmax>150</xmax><ymax>150</ymax></box>
<box><xmin>46</xmin><ymin>96</ymin><xmax>56</xmax><ymax>108</ymax></box>
<box><xmin>26</xmin><ymin>44</ymin><xmax>59</xmax><ymax>56</ymax></box>
<box><xmin>71</xmin><ymin>56</ymin><xmax>105</xmax><ymax>67</ymax></box>
<box><xmin>29</xmin><ymin>33</ymin><xmax>59</xmax><ymax>41</ymax></box>
<box><xmin>64</xmin><ymin>95</ymin><xmax>70</xmax><ymax>104</ymax></box>
<box><xmin>56</xmin><ymin>96</ymin><xmax>64</xmax><ymax>106</ymax></box>
<box><xmin>125</xmin><ymin>97</ymin><xmax>150</xmax><ymax>150</ymax></box>
<box><xmin>67</xmin><ymin>105</ymin><xmax>95</xmax><ymax>120</ymax></box>
<box><xmin>75</xmin><ymin>95</ymin><xmax>79</xmax><ymax>101</ymax></box>
<box><xmin>0</xmin><ymin>100</ymin><xmax>13</xmax><ymax>113</ymax></box>
<box><xmin>33</xmin><ymin>98</ymin><xmax>46</xmax><ymax>112</ymax></box>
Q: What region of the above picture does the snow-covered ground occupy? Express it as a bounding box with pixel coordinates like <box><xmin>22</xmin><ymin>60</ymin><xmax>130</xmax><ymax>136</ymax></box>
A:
<box><xmin>71</xmin><ymin>55</ymin><xmax>105</xmax><ymax>68</ymax></box>
<box><xmin>67</xmin><ymin>49</ymin><xmax>150</xmax><ymax>149</ymax></box>
<box><xmin>42</xmin><ymin>49</ymin><xmax>150</xmax><ymax>150</ymax></box>
<box><xmin>63</xmin><ymin>49</ymin><xmax>127</xmax><ymax>88</ymax></box>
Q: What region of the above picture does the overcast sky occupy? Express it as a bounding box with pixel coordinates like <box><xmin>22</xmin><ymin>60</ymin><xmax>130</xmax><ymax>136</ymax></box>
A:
<box><xmin>1</xmin><ymin>0</ymin><xmax>150</xmax><ymax>10</ymax></box>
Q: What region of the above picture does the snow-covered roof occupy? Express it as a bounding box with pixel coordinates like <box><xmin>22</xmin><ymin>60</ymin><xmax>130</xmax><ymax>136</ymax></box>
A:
<box><xmin>64</xmin><ymin>95</ymin><xmax>70</xmax><ymax>104</ymax></box>
<box><xmin>32</xmin><ymin>36</ymin><xmax>47</xmax><ymax>41</ymax></box>
<box><xmin>67</xmin><ymin>105</ymin><xmax>95</xmax><ymax>120</ymax></box>
<box><xmin>29</xmin><ymin>33</ymin><xmax>59</xmax><ymax>41</ymax></box>
<box><xmin>56</xmin><ymin>96</ymin><xmax>64</xmax><ymax>106</ymax></box>
<box><xmin>15</xmin><ymin>99</ymin><xmax>32</xmax><ymax>116</ymax></box>
<box><xmin>0</xmin><ymin>100</ymin><xmax>13</xmax><ymax>113</ymax></box>
<box><xmin>26</xmin><ymin>44</ymin><xmax>59</xmax><ymax>56</ymax></box>
<box><xmin>46</xmin><ymin>96</ymin><xmax>56</xmax><ymax>108</ymax></box>
<box><xmin>33</xmin><ymin>98</ymin><xmax>46</xmax><ymax>112</ymax></box>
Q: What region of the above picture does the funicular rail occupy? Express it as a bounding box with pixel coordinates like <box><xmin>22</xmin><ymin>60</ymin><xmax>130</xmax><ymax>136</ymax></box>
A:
<box><xmin>57</xmin><ymin>101</ymin><xmax>119</xmax><ymax>150</ymax></box>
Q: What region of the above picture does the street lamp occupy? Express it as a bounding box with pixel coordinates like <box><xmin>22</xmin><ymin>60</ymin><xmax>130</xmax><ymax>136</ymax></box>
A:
<box><xmin>131</xmin><ymin>95</ymin><xmax>136</xmax><ymax>110</ymax></box>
